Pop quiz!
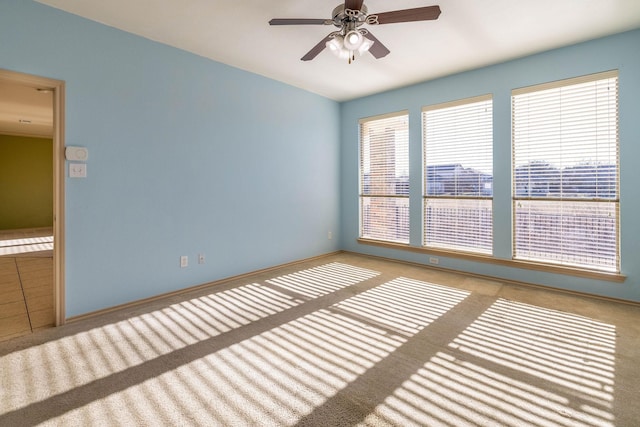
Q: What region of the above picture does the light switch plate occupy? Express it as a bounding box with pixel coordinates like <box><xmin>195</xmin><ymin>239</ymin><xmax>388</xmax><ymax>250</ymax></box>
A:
<box><xmin>69</xmin><ymin>163</ymin><xmax>87</xmax><ymax>178</ymax></box>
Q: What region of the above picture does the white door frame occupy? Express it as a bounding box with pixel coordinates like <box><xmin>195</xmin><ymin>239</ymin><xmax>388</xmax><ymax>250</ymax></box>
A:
<box><xmin>0</xmin><ymin>68</ymin><xmax>66</xmax><ymax>325</ymax></box>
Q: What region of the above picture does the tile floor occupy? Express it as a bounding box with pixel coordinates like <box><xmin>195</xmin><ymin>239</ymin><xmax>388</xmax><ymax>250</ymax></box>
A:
<box><xmin>0</xmin><ymin>228</ymin><xmax>54</xmax><ymax>342</ymax></box>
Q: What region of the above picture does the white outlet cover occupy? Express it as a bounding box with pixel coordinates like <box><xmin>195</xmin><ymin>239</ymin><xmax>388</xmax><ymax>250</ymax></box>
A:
<box><xmin>69</xmin><ymin>163</ymin><xmax>87</xmax><ymax>178</ymax></box>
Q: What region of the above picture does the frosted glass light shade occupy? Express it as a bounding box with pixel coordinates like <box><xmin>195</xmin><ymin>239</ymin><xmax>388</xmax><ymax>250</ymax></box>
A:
<box><xmin>343</xmin><ymin>30</ymin><xmax>363</xmax><ymax>50</ymax></box>
<box><xmin>326</xmin><ymin>35</ymin><xmax>344</xmax><ymax>52</ymax></box>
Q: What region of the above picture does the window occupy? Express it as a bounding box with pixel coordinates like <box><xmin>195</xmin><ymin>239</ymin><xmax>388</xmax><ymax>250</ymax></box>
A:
<box><xmin>512</xmin><ymin>71</ymin><xmax>619</xmax><ymax>272</ymax></box>
<box><xmin>422</xmin><ymin>95</ymin><xmax>493</xmax><ymax>254</ymax></box>
<box><xmin>359</xmin><ymin>111</ymin><xmax>409</xmax><ymax>244</ymax></box>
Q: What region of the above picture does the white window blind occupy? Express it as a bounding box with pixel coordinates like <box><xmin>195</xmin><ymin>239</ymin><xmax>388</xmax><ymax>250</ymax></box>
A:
<box><xmin>512</xmin><ymin>71</ymin><xmax>619</xmax><ymax>272</ymax></box>
<box><xmin>360</xmin><ymin>111</ymin><xmax>409</xmax><ymax>244</ymax></box>
<box><xmin>422</xmin><ymin>95</ymin><xmax>493</xmax><ymax>254</ymax></box>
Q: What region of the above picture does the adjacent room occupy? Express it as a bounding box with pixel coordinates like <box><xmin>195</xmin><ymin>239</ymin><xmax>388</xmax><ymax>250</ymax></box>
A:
<box><xmin>1</xmin><ymin>0</ymin><xmax>639</xmax><ymax>425</ymax></box>
<box><xmin>0</xmin><ymin>80</ymin><xmax>55</xmax><ymax>340</ymax></box>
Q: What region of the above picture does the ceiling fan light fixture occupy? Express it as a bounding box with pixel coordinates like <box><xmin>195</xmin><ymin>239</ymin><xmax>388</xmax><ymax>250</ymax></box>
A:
<box><xmin>270</xmin><ymin>2</ymin><xmax>442</xmax><ymax>62</ymax></box>
<box><xmin>327</xmin><ymin>35</ymin><xmax>350</xmax><ymax>59</ymax></box>
<box><xmin>358</xmin><ymin>37</ymin><xmax>374</xmax><ymax>55</ymax></box>
<box><xmin>326</xmin><ymin>35</ymin><xmax>344</xmax><ymax>52</ymax></box>
<box><xmin>343</xmin><ymin>30</ymin><xmax>364</xmax><ymax>50</ymax></box>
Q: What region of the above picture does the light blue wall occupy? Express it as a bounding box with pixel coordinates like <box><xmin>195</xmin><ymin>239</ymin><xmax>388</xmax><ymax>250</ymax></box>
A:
<box><xmin>341</xmin><ymin>29</ymin><xmax>640</xmax><ymax>302</ymax></box>
<box><xmin>2</xmin><ymin>2</ymin><xmax>638</xmax><ymax>316</ymax></box>
<box><xmin>0</xmin><ymin>1</ymin><xmax>341</xmax><ymax>316</ymax></box>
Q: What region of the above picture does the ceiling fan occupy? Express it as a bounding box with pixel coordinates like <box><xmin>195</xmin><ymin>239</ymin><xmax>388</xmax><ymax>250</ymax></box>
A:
<box><xmin>269</xmin><ymin>0</ymin><xmax>441</xmax><ymax>63</ymax></box>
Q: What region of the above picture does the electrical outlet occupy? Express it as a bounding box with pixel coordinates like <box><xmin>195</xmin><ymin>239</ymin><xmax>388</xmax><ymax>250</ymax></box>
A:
<box><xmin>198</xmin><ymin>254</ymin><xmax>205</xmax><ymax>264</ymax></box>
<box><xmin>429</xmin><ymin>257</ymin><xmax>439</xmax><ymax>265</ymax></box>
<box><xmin>180</xmin><ymin>255</ymin><xmax>188</xmax><ymax>268</ymax></box>
<box><xmin>328</xmin><ymin>231</ymin><xmax>333</xmax><ymax>240</ymax></box>
<box><xmin>69</xmin><ymin>163</ymin><xmax>87</xmax><ymax>178</ymax></box>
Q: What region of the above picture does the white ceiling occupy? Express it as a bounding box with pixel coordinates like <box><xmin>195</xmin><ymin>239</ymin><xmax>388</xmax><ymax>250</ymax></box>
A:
<box><xmin>2</xmin><ymin>0</ymin><xmax>640</xmax><ymax>137</ymax></box>
<box><xmin>0</xmin><ymin>80</ymin><xmax>53</xmax><ymax>138</ymax></box>
<box><xmin>34</xmin><ymin>0</ymin><xmax>640</xmax><ymax>102</ymax></box>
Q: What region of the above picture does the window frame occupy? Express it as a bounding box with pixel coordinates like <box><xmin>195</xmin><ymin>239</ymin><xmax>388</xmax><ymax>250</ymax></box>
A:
<box><xmin>358</xmin><ymin>110</ymin><xmax>410</xmax><ymax>244</ymax></box>
<box><xmin>356</xmin><ymin>71</ymin><xmax>625</xmax><ymax>283</ymax></box>
<box><xmin>422</xmin><ymin>94</ymin><xmax>494</xmax><ymax>255</ymax></box>
<box><xmin>511</xmin><ymin>70</ymin><xmax>620</xmax><ymax>273</ymax></box>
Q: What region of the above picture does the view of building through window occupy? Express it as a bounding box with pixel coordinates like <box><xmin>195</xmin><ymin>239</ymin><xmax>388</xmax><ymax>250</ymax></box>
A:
<box><xmin>359</xmin><ymin>112</ymin><xmax>409</xmax><ymax>244</ymax></box>
<box><xmin>358</xmin><ymin>71</ymin><xmax>619</xmax><ymax>274</ymax></box>
<box><xmin>512</xmin><ymin>71</ymin><xmax>619</xmax><ymax>272</ymax></box>
<box><xmin>422</xmin><ymin>95</ymin><xmax>493</xmax><ymax>254</ymax></box>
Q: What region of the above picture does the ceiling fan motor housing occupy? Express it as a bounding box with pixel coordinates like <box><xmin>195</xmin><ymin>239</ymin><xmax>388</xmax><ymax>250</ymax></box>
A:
<box><xmin>331</xmin><ymin>4</ymin><xmax>368</xmax><ymax>30</ymax></box>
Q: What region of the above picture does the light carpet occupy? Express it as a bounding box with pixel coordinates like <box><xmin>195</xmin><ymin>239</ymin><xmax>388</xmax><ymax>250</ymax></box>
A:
<box><xmin>1</xmin><ymin>252</ymin><xmax>639</xmax><ymax>426</ymax></box>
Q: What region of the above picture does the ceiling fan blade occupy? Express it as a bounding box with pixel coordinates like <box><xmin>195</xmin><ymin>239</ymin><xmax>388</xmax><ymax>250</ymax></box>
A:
<box><xmin>345</xmin><ymin>0</ymin><xmax>364</xmax><ymax>11</ymax></box>
<box><xmin>269</xmin><ymin>18</ymin><xmax>329</xmax><ymax>25</ymax></box>
<box><xmin>301</xmin><ymin>34</ymin><xmax>333</xmax><ymax>61</ymax></box>
<box><xmin>371</xmin><ymin>5</ymin><xmax>441</xmax><ymax>25</ymax></box>
<box><xmin>363</xmin><ymin>31</ymin><xmax>390</xmax><ymax>59</ymax></box>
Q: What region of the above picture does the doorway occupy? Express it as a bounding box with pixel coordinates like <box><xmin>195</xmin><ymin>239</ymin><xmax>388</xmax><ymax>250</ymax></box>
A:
<box><xmin>0</xmin><ymin>69</ymin><xmax>65</xmax><ymax>341</ymax></box>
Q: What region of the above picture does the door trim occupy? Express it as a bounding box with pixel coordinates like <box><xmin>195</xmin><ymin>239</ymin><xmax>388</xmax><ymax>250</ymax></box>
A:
<box><xmin>0</xmin><ymin>68</ymin><xmax>66</xmax><ymax>325</ymax></box>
